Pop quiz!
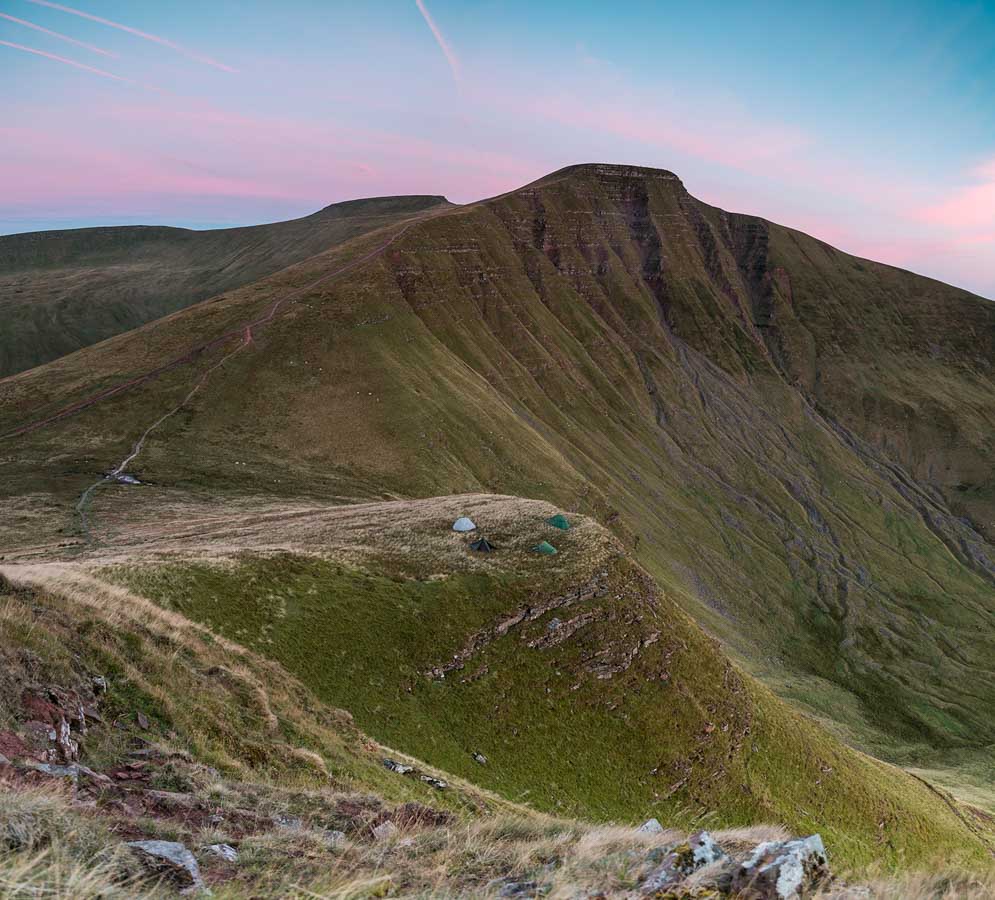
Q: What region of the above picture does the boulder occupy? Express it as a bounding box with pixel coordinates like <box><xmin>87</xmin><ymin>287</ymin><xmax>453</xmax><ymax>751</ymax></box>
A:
<box><xmin>637</xmin><ymin>817</ymin><xmax>665</xmax><ymax>835</ymax></box>
<box><xmin>323</xmin><ymin>830</ymin><xmax>347</xmax><ymax>847</ymax></box>
<box><xmin>202</xmin><ymin>843</ymin><xmax>238</xmax><ymax>863</ymax></box>
<box><xmin>21</xmin><ymin>761</ymin><xmax>108</xmax><ymax>786</ymax></box>
<box><xmin>640</xmin><ymin>830</ymin><xmax>727</xmax><ymax>894</ymax></box>
<box><xmin>731</xmin><ymin>835</ymin><xmax>829</xmax><ymax>899</ymax></box>
<box><xmin>420</xmin><ymin>774</ymin><xmax>447</xmax><ymax>789</ymax></box>
<box><xmin>126</xmin><ymin>840</ymin><xmax>206</xmax><ymax>893</ymax></box>
<box><xmin>382</xmin><ymin>758</ymin><xmax>414</xmax><ymax>775</ymax></box>
<box><xmin>54</xmin><ymin>717</ymin><xmax>79</xmax><ymax>762</ymax></box>
<box><xmin>25</xmin><ymin>762</ymin><xmax>81</xmax><ymax>781</ymax></box>
<box><xmin>372</xmin><ymin>821</ymin><xmax>398</xmax><ymax>842</ymax></box>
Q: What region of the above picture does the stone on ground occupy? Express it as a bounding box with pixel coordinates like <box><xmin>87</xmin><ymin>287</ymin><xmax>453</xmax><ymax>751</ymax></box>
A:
<box><xmin>637</xmin><ymin>817</ymin><xmax>664</xmax><ymax>835</ymax></box>
<box><xmin>731</xmin><ymin>835</ymin><xmax>829</xmax><ymax>899</ymax></box>
<box><xmin>640</xmin><ymin>830</ymin><xmax>727</xmax><ymax>894</ymax></box>
<box><xmin>126</xmin><ymin>840</ymin><xmax>206</xmax><ymax>892</ymax></box>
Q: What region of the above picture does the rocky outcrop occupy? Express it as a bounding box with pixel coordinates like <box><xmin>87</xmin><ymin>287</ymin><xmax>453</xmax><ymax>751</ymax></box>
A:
<box><xmin>732</xmin><ymin>835</ymin><xmax>830</xmax><ymax>899</ymax></box>
<box><xmin>640</xmin><ymin>830</ymin><xmax>728</xmax><ymax>894</ymax></box>
<box><xmin>638</xmin><ymin>831</ymin><xmax>831</xmax><ymax>899</ymax></box>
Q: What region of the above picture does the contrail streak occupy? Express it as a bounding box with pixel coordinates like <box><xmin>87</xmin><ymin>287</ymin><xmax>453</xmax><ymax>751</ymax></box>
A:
<box><xmin>24</xmin><ymin>0</ymin><xmax>237</xmax><ymax>72</ymax></box>
<box><xmin>415</xmin><ymin>0</ymin><xmax>461</xmax><ymax>83</ymax></box>
<box><xmin>0</xmin><ymin>38</ymin><xmax>132</xmax><ymax>80</ymax></box>
<box><xmin>0</xmin><ymin>11</ymin><xmax>117</xmax><ymax>56</ymax></box>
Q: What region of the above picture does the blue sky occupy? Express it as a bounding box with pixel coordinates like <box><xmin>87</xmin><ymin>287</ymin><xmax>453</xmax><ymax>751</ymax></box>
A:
<box><xmin>2</xmin><ymin>0</ymin><xmax>994</xmax><ymax>297</ymax></box>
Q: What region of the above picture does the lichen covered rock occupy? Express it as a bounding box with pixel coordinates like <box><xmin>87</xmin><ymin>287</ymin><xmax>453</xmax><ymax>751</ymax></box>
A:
<box><xmin>641</xmin><ymin>830</ymin><xmax>728</xmax><ymax>894</ymax></box>
<box><xmin>731</xmin><ymin>835</ymin><xmax>829</xmax><ymax>899</ymax></box>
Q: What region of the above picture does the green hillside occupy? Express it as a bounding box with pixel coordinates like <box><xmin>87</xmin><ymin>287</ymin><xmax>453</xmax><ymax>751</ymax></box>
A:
<box><xmin>1</xmin><ymin>164</ymin><xmax>993</xmax><ymax>875</ymax></box>
<box><xmin>93</xmin><ymin>496</ymin><xmax>991</xmax><ymax>872</ymax></box>
<box><xmin>0</xmin><ymin>194</ymin><xmax>449</xmax><ymax>377</ymax></box>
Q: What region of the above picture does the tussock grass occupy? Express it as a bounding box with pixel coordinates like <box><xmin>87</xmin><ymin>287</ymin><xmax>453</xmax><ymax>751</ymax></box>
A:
<box><xmin>92</xmin><ymin>534</ymin><xmax>995</xmax><ymax>874</ymax></box>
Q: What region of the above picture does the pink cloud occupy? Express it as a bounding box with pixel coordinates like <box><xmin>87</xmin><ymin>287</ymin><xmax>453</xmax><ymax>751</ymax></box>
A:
<box><xmin>921</xmin><ymin>170</ymin><xmax>995</xmax><ymax>230</ymax></box>
<box><xmin>954</xmin><ymin>230</ymin><xmax>995</xmax><ymax>246</ymax></box>
<box><xmin>0</xmin><ymin>12</ymin><xmax>117</xmax><ymax>57</ymax></box>
<box><xmin>25</xmin><ymin>0</ymin><xmax>237</xmax><ymax>73</ymax></box>
<box><xmin>525</xmin><ymin>91</ymin><xmax>811</xmax><ymax>173</ymax></box>
<box><xmin>0</xmin><ymin>125</ymin><xmax>297</xmax><ymax>205</ymax></box>
<box><xmin>104</xmin><ymin>100</ymin><xmax>540</xmax><ymax>186</ymax></box>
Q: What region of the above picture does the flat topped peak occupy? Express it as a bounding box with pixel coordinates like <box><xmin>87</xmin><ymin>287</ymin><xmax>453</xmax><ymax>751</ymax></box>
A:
<box><xmin>545</xmin><ymin>162</ymin><xmax>685</xmax><ymax>184</ymax></box>
<box><xmin>313</xmin><ymin>195</ymin><xmax>450</xmax><ymax>216</ymax></box>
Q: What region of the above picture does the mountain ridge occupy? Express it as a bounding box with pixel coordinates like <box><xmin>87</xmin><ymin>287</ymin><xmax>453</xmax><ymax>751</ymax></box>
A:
<box><xmin>0</xmin><ymin>194</ymin><xmax>451</xmax><ymax>378</ymax></box>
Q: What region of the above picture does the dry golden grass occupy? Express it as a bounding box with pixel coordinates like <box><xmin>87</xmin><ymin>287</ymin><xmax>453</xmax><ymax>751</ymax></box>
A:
<box><xmin>814</xmin><ymin>872</ymin><xmax>995</xmax><ymax>899</ymax></box>
<box><xmin>74</xmin><ymin>491</ymin><xmax>613</xmax><ymax>572</ymax></box>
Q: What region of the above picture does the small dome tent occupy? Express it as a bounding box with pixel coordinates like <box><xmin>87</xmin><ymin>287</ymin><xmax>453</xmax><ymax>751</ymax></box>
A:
<box><xmin>546</xmin><ymin>514</ymin><xmax>571</xmax><ymax>530</ymax></box>
<box><xmin>532</xmin><ymin>541</ymin><xmax>558</xmax><ymax>555</ymax></box>
<box><xmin>469</xmin><ymin>537</ymin><xmax>496</xmax><ymax>553</ymax></box>
<box><xmin>452</xmin><ymin>517</ymin><xmax>476</xmax><ymax>532</ymax></box>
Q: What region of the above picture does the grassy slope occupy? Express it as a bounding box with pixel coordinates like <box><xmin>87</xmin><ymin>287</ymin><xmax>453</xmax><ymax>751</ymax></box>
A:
<box><xmin>0</xmin><ymin>195</ymin><xmax>449</xmax><ymax>378</ymax></box>
<box><xmin>75</xmin><ymin>494</ymin><xmax>992</xmax><ymax>873</ymax></box>
<box><xmin>1</xmin><ymin>166</ymin><xmax>993</xmax><ymax>869</ymax></box>
<box><xmin>0</xmin><ymin>566</ymin><xmax>990</xmax><ymax>900</ymax></box>
<box><xmin>758</xmin><ymin>224</ymin><xmax>995</xmax><ymax>541</ymax></box>
<box><xmin>4</xmin><ymin>565</ymin><xmax>990</xmax><ymax>898</ymax></box>
<box><xmin>0</xmin><ymin>563</ymin><xmax>503</xmax><ymax>812</ymax></box>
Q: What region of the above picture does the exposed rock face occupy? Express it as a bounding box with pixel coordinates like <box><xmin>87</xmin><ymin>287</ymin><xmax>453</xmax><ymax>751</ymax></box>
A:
<box><xmin>633</xmin><ymin>831</ymin><xmax>831</xmax><ymax>898</ymax></box>
<box><xmin>731</xmin><ymin>835</ymin><xmax>829</xmax><ymax>899</ymax></box>
<box><xmin>640</xmin><ymin>830</ymin><xmax>728</xmax><ymax>894</ymax></box>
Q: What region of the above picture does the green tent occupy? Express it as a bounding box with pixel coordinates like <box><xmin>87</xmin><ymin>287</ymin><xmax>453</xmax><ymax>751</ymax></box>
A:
<box><xmin>532</xmin><ymin>541</ymin><xmax>558</xmax><ymax>555</ymax></box>
<box><xmin>546</xmin><ymin>514</ymin><xmax>570</xmax><ymax>530</ymax></box>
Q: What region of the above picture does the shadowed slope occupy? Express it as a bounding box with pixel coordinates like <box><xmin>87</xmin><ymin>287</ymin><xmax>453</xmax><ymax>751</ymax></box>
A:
<box><xmin>0</xmin><ymin>195</ymin><xmax>450</xmax><ymax>377</ymax></box>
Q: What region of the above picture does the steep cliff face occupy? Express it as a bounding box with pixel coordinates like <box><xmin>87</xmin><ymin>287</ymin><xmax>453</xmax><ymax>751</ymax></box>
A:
<box><xmin>1</xmin><ymin>164</ymin><xmax>992</xmax><ymax>796</ymax></box>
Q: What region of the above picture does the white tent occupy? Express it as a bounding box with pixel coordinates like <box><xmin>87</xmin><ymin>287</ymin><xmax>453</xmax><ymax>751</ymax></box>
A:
<box><xmin>452</xmin><ymin>516</ymin><xmax>476</xmax><ymax>532</ymax></box>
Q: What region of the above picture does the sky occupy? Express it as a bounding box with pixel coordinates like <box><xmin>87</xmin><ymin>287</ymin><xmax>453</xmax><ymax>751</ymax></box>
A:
<box><xmin>2</xmin><ymin>0</ymin><xmax>994</xmax><ymax>298</ymax></box>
